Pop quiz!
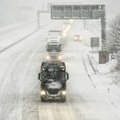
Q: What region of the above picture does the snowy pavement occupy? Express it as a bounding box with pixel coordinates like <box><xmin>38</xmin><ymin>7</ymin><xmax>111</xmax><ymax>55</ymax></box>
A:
<box><xmin>0</xmin><ymin>21</ymin><xmax>62</xmax><ymax>120</ymax></box>
<box><xmin>0</xmin><ymin>20</ymin><xmax>120</xmax><ymax>120</ymax></box>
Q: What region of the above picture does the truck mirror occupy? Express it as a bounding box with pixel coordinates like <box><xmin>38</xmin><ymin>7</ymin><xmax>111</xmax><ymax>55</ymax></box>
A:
<box><xmin>66</xmin><ymin>72</ymin><xmax>69</xmax><ymax>80</ymax></box>
<box><xmin>38</xmin><ymin>73</ymin><xmax>41</xmax><ymax>80</ymax></box>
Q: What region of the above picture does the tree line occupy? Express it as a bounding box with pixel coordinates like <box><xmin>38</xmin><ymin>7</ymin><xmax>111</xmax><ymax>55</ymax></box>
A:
<box><xmin>108</xmin><ymin>15</ymin><xmax>120</xmax><ymax>69</ymax></box>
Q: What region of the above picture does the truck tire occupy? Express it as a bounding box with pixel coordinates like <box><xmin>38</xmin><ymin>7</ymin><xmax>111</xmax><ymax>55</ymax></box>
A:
<box><xmin>60</xmin><ymin>96</ymin><xmax>66</xmax><ymax>102</ymax></box>
<box><xmin>62</xmin><ymin>83</ymin><xmax>66</xmax><ymax>89</ymax></box>
<box><xmin>41</xmin><ymin>96</ymin><xmax>46</xmax><ymax>102</ymax></box>
<box><xmin>41</xmin><ymin>83</ymin><xmax>45</xmax><ymax>89</ymax></box>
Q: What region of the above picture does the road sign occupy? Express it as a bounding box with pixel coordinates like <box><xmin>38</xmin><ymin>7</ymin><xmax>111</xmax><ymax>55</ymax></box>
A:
<box><xmin>91</xmin><ymin>37</ymin><xmax>100</xmax><ymax>47</ymax></box>
<box><xmin>99</xmin><ymin>51</ymin><xmax>109</xmax><ymax>64</ymax></box>
<box><xmin>51</xmin><ymin>5</ymin><xmax>105</xmax><ymax>19</ymax></box>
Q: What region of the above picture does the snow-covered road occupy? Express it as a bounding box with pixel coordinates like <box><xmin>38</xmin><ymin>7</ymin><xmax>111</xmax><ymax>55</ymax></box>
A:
<box><xmin>0</xmin><ymin>21</ymin><xmax>61</xmax><ymax>120</ymax></box>
<box><xmin>0</xmin><ymin>20</ymin><xmax>119</xmax><ymax>120</ymax></box>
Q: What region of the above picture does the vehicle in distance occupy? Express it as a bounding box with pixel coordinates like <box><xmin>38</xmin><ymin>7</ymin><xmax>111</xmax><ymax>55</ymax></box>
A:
<box><xmin>47</xmin><ymin>30</ymin><xmax>62</xmax><ymax>52</ymax></box>
<box><xmin>46</xmin><ymin>41</ymin><xmax>61</xmax><ymax>52</ymax></box>
<box><xmin>74</xmin><ymin>34</ymin><xmax>82</xmax><ymax>41</ymax></box>
<box><xmin>38</xmin><ymin>61</ymin><xmax>69</xmax><ymax>102</ymax></box>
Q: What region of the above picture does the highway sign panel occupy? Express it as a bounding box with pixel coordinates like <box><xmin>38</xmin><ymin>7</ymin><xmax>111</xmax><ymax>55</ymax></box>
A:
<box><xmin>91</xmin><ymin>37</ymin><xmax>100</xmax><ymax>47</ymax></box>
<box><xmin>51</xmin><ymin>5</ymin><xmax>105</xmax><ymax>19</ymax></box>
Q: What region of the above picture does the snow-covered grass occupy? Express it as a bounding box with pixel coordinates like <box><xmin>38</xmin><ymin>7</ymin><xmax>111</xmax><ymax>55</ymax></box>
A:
<box><xmin>88</xmin><ymin>48</ymin><xmax>120</xmax><ymax>83</ymax></box>
<box><xmin>88</xmin><ymin>51</ymin><xmax>118</xmax><ymax>73</ymax></box>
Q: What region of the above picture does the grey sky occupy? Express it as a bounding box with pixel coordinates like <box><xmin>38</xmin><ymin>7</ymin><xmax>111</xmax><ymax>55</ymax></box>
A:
<box><xmin>0</xmin><ymin>0</ymin><xmax>120</xmax><ymax>26</ymax></box>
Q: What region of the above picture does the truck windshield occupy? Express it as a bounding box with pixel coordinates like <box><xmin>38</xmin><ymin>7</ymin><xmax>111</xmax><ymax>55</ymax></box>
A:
<box><xmin>41</xmin><ymin>71</ymin><xmax>66</xmax><ymax>81</ymax></box>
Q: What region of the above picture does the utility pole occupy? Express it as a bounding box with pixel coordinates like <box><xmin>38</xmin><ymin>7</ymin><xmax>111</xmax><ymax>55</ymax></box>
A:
<box><xmin>101</xmin><ymin>5</ymin><xmax>107</xmax><ymax>50</ymax></box>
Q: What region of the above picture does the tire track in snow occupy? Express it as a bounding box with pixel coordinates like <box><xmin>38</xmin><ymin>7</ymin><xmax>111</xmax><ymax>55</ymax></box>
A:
<box><xmin>0</xmin><ymin>32</ymin><xmax>46</xmax><ymax>120</ymax></box>
<box><xmin>82</xmin><ymin>52</ymin><xmax>97</xmax><ymax>89</ymax></box>
<box><xmin>0</xmin><ymin>38</ymin><xmax>41</xmax><ymax>120</ymax></box>
<box><xmin>0</xmin><ymin>20</ymin><xmax>64</xmax><ymax>120</ymax></box>
<box><xmin>17</xmin><ymin>40</ymin><xmax>46</xmax><ymax>120</ymax></box>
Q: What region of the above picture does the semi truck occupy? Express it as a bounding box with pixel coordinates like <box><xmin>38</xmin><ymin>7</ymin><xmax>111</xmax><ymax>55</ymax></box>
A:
<box><xmin>38</xmin><ymin>61</ymin><xmax>69</xmax><ymax>102</ymax></box>
<box><xmin>47</xmin><ymin>30</ymin><xmax>62</xmax><ymax>52</ymax></box>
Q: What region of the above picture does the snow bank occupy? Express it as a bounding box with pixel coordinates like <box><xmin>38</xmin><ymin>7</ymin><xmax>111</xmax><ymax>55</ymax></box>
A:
<box><xmin>88</xmin><ymin>52</ymin><xmax>118</xmax><ymax>74</ymax></box>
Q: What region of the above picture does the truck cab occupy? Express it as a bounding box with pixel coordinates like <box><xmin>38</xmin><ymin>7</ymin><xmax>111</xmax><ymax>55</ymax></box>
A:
<box><xmin>38</xmin><ymin>62</ymin><xmax>69</xmax><ymax>102</ymax></box>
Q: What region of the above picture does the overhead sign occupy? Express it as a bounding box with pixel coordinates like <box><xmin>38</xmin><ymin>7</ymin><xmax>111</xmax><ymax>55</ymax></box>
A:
<box><xmin>51</xmin><ymin>5</ymin><xmax>105</xmax><ymax>19</ymax></box>
<box><xmin>91</xmin><ymin>37</ymin><xmax>100</xmax><ymax>47</ymax></box>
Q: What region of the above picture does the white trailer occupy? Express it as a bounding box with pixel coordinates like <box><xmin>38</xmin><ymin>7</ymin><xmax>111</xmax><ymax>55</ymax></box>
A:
<box><xmin>47</xmin><ymin>30</ymin><xmax>63</xmax><ymax>52</ymax></box>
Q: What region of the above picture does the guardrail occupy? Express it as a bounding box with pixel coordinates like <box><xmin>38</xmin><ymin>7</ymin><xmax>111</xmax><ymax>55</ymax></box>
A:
<box><xmin>88</xmin><ymin>52</ymin><xmax>98</xmax><ymax>74</ymax></box>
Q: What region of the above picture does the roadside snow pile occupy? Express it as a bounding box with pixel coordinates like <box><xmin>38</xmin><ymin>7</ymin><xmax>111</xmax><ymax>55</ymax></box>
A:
<box><xmin>89</xmin><ymin>52</ymin><xmax>118</xmax><ymax>74</ymax></box>
<box><xmin>88</xmin><ymin>50</ymin><xmax>120</xmax><ymax>114</ymax></box>
<box><xmin>109</xmin><ymin>59</ymin><xmax>118</xmax><ymax>71</ymax></box>
<box><xmin>97</xmin><ymin>59</ymin><xmax>117</xmax><ymax>74</ymax></box>
<box><xmin>93</xmin><ymin>73</ymin><xmax>120</xmax><ymax>117</ymax></box>
<box><xmin>107</xmin><ymin>71</ymin><xmax>120</xmax><ymax>85</ymax></box>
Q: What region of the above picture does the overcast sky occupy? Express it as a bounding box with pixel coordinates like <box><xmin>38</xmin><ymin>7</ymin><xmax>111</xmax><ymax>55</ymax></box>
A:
<box><xmin>0</xmin><ymin>0</ymin><xmax>120</xmax><ymax>26</ymax></box>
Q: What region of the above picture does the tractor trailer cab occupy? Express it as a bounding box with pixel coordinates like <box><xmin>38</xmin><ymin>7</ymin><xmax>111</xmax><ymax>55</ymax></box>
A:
<box><xmin>38</xmin><ymin>62</ymin><xmax>69</xmax><ymax>102</ymax></box>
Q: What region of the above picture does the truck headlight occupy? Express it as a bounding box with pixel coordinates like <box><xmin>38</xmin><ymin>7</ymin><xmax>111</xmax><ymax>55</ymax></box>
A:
<box><xmin>58</xmin><ymin>56</ymin><xmax>62</xmax><ymax>60</ymax></box>
<box><xmin>62</xmin><ymin>32</ymin><xmax>67</xmax><ymax>37</ymax></box>
<box><xmin>67</xmin><ymin>25</ymin><xmax>71</xmax><ymax>30</ymax></box>
<box><xmin>74</xmin><ymin>37</ymin><xmax>77</xmax><ymax>40</ymax></box>
<box><xmin>46</xmin><ymin>56</ymin><xmax>50</xmax><ymax>60</ymax></box>
<box><xmin>61</xmin><ymin>91</ymin><xmax>66</xmax><ymax>95</ymax></box>
<box><xmin>41</xmin><ymin>90</ymin><xmax>46</xmax><ymax>96</ymax></box>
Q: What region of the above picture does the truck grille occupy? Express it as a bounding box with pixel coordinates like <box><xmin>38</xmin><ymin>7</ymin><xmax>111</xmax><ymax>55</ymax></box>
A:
<box><xmin>48</xmin><ymin>89</ymin><xmax>59</xmax><ymax>95</ymax></box>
